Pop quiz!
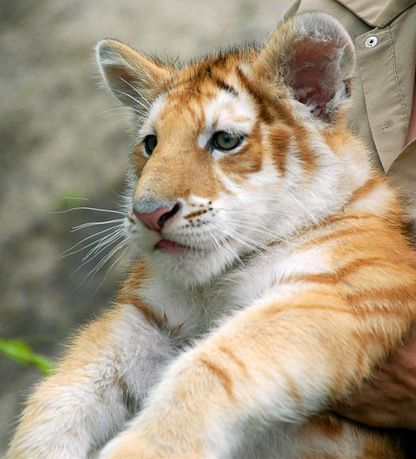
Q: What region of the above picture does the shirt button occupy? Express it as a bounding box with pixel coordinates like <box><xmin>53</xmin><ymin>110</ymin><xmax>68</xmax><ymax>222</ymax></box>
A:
<box><xmin>365</xmin><ymin>35</ymin><xmax>378</xmax><ymax>48</ymax></box>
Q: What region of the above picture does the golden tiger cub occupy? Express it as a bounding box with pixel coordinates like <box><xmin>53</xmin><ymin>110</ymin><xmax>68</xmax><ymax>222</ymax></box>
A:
<box><xmin>9</xmin><ymin>11</ymin><xmax>416</xmax><ymax>459</ymax></box>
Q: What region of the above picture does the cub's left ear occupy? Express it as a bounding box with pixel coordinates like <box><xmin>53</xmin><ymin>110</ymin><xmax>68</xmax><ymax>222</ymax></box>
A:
<box><xmin>96</xmin><ymin>39</ymin><xmax>174</xmax><ymax>114</ymax></box>
<box><xmin>255</xmin><ymin>12</ymin><xmax>355</xmax><ymax>122</ymax></box>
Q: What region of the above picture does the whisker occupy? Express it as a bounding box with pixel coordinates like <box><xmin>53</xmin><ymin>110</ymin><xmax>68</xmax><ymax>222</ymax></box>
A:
<box><xmin>70</xmin><ymin>233</ymin><xmax>124</xmax><ymax>277</ymax></box>
<box><xmin>71</xmin><ymin>218</ymin><xmax>124</xmax><ymax>232</ymax></box>
<box><xmin>287</xmin><ymin>190</ymin><xmax>323</xmax><ymax>229</ymax></box>
<box><xmin>220</xmin><ymin>228</ymin><xmax>267</xmax><ymax>254</ymax></box>
<box><xmin>97</xmin><ymin>106</ymin><xmax>145</xmax><ymax>117</ymax></box>
<box><xmin>53</xmin><ymin>207</ymin><xmax>124</xmax><ymax>216</ymax></box>
<box><xmin>205</xmin><ymin>214</ymin><xmax>274</xmax><ymax>242</ymax></box>
<box><xmin>62</xmin><ymin>224</ymin><xmax>122</xmax><ymax>258</ymax></box>
<box><xmin>87</xmin><ymin>240</ymin><xmax>128</xmax><ymax>278</ymax></box>
<box><xmin>82</xmin><ymin>229</ymin><xmax>124</xmax><ymax>261</ymax></box>
<box><xmin>207</xmin><ymin>228</ymin><xmax>243</xmax><ymax>265</ymax></box>
<box><xmin>95</xmin><ymin>245</ymin><xmax>130</xmax><ymax>292</ymax></box>
<box><xmin>71</xmin><ymin>230</ymin><xmax>124</xmax><ymax>263</ymax></box>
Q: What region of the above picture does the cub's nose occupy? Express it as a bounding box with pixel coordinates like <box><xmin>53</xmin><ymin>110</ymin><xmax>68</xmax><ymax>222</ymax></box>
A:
<box><xmin>133</xmin><ymin>201</ymin><xmax>181</xmax><ymax>231</ymax></box>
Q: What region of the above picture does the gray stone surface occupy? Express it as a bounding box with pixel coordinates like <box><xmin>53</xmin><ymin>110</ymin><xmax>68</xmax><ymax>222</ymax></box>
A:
<box><xmin>0</xmin><ymin>0</ymin><xmax>292</xmax><ymax>453</ymax></box>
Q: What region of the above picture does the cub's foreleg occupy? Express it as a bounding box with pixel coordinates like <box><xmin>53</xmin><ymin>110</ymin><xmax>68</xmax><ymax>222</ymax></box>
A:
<box><xmin>8</xmin><ymin>302</ymin><xmax>178</xmax><ymax>459</ymax></box>
<box><xmin>99</xmin><ymin>287</ymin><xmax>413</xmax><ymax>459</ymax></box>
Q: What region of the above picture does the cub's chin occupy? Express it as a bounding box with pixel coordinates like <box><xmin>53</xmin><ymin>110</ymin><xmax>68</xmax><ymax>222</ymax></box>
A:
<box><xmin>127</xmin><ymin>219</ymin><xmax>243</xmax><ymax>286</ymax></box>
<box><xmin>148</xmin><ymin>241</ymin><xmax>237</xmax><ymax>287</ymax></box>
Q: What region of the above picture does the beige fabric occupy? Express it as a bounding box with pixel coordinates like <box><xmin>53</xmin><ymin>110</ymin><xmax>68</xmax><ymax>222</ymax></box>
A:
<box><xmin>338</xmin><ymin>0</ymin><xmax>416</xmax><ymax>28</ymax></box>
<box><xmin>286</xmin><ymin>0</ymin><xmax>416</xmax><ymax>219</ymax></box>
<box><xmin>355</xmin><ymin>9</ymin><xmax>416</xmax><ymax>171</ymax></box>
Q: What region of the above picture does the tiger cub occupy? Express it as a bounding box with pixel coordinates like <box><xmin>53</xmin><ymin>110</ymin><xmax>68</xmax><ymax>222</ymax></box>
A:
<box><xmin>9</xmin><ymin>11</ymin><xmax>416</xmax><ymax>459</ymax></box>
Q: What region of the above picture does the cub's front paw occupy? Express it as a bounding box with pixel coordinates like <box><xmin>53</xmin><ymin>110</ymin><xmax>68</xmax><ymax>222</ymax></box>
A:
<box><xmin>99</xmin><ymin>436</ymin><xmax>157</xmax><ymax>459</ymax></box>
<box><xmin>98</xmin><ymin>432</ymin><xmax>208</xmax><ymax>459</ymax></box>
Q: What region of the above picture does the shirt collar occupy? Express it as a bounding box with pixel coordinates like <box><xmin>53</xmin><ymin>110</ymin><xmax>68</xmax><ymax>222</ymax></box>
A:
<box><xmin>337</xmin><ymin>0</ymin><xmax>416</xmax><ymax>27</ymax></box>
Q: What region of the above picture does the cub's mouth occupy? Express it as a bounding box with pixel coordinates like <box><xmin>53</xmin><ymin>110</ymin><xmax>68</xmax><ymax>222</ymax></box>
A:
<box><xmin>155</xmin><ymin>238</ymin><xmax>190</xmax><ymax>254</ymax></box>
<box><xmin>154</xmin><ymin>237</ymin><xmax>209</xmax><ymax>255</ymax></box>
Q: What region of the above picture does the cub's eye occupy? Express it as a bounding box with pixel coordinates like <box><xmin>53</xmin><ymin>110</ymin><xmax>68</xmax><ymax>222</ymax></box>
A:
<box><xmin>143</xmin><ymin>135</ymin><xmax>157</xmax><ymax>156</ymax></box>
<box><xmin>211</xmin><ymin>131</ymin><xmax>243</xmax><ymax>152</ymax></box>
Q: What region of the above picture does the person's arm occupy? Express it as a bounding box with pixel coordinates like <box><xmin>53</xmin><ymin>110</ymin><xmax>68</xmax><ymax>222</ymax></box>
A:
<box><xmin>335</xmin><ymin>325</ymin><xmax>416</xmax><ymax>430</ymax></box>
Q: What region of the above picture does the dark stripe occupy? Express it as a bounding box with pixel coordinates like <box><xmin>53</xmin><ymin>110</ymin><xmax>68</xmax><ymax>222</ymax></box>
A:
<box><xmin>116</xmin><ymin>376</ymin><xmax>138</xmax><ymax>416</ymax></box>
<box><xmin>218</xmin><ymin>344</ymin><xmax>248</xmax><ymax>375</ymax></box>
<box><xmin>211</xmin><ymin>76</ymin><xmax>239</xmax><ymax>97</ymax></box>
<box><xmin>236</xmin><ymin>67</ymin><xmax>275</xmax><ymax>124</ymax></box>
<box><xmin>199</xmin><ymin>356</ymin><xmax>234</xmax><ymax>399</ymax></box>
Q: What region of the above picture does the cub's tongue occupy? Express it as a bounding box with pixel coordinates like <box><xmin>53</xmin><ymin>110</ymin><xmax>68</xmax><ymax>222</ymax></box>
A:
<box><xmin>155</xmin><ymin>239</ymin><xmax>187</xmax><ymax>254</ymax></box>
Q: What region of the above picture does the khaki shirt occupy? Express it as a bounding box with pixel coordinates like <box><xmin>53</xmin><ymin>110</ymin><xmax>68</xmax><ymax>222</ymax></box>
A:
<box><xmin>285</xmin><ymin>0</ymin><xmax>416</xmax><ymax>220</ymax></box>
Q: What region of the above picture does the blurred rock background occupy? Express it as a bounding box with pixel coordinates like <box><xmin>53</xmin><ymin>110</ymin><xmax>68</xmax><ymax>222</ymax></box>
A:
<box><xmin>0</xmin><ymin>0</ymin><xmax>291</xmax><ymax>453</ymax></box>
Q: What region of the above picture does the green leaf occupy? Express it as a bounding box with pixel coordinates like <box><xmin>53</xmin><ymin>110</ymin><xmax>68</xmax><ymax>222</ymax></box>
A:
<box><xmin>0</xmin><ymin>339</ymin><xmax>54</xmax><ymax>375</ymax></box>
<box><xmin>57</xmin><ymin>191</ymin><xmax>89</xmax><ymax>210</ymax></box>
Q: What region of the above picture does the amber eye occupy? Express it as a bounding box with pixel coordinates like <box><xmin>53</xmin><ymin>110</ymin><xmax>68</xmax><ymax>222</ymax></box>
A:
<box><xmin>211</xmin><ymin>131</ymin><xmax>243</xmax><ymax>152</ymax></box>
<box><xmin>144</xmin><ymin>135</ymin><xmax>157</xmax><ymax>156</ymax></box>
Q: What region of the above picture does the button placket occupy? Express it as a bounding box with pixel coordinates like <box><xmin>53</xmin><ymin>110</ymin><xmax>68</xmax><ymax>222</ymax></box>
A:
<box><xmin>356</xmin><ymin>27</ymin><xmax>410</xmax><ymax>171</ymax></box>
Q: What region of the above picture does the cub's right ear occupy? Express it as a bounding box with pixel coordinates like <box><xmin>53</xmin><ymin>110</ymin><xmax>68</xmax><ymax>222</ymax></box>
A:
<box><xmin>254</xmin><ymin>12</ymin><xmax>355</xmax><ymax>122</ymax></box>
<box><xmin>96</xmin><ymin>39</ymin><xmax>174</xmax><ymax>113</ymax></box>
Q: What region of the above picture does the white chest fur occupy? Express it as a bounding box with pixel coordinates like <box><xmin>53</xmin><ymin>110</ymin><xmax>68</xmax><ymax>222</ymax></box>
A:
<box><xmin>137</xmin><ymin>242</ymin><xmax>329</xmax><ymax>341</ymax></box>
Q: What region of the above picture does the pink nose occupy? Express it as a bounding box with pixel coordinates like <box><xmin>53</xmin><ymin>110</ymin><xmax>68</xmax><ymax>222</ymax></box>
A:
<box><xmin>134</xmin><ymin>204</ymin><xmax>180</xmax><ymax>230</ymax></box>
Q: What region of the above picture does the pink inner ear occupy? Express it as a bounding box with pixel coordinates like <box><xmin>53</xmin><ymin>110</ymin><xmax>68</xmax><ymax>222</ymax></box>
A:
<box><xmin>289</xmin><ymin>38</ymin><xmax>339</xmax><ymax>119</ymax></box>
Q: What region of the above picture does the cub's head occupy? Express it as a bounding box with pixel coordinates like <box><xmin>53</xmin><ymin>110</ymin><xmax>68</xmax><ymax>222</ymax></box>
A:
<box><xmin>96</xmin><ymin>12</ymin><xmax>362</xmax><ymax>286</ymax></box>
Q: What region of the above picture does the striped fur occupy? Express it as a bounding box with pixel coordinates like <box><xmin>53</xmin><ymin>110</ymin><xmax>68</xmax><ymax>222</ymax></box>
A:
<box><xmin>9</xmin><ymin>12</ymin><xmax>416</xmax><ymax>459</ymax></box>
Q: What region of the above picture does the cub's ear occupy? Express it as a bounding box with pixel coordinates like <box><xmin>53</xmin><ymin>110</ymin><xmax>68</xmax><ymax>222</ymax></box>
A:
<box><xmin>255</xmin><ymin>12</ymin><xmax>355</xmax><ymax>121</ymax></box>
<box><xmin>96</xmin><ymin>39</ymin><xmax>174</xmax><ymax>113</ymax></box>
